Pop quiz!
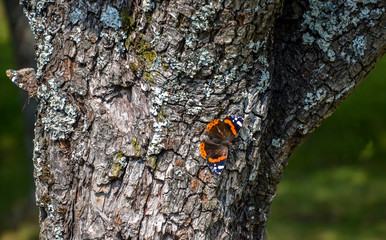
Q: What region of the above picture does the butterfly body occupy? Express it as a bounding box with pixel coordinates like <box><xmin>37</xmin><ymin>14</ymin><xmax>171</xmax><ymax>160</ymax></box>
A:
<box><xmin>199</xmin><ymin>115</ymin><xmax>244</xmax><ymax>176</ymax></box>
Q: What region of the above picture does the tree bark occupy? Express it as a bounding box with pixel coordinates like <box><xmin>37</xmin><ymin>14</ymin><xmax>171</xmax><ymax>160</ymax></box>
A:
<box><xmin>14</xmin><ymin>0</ymin><xmax>385</xmax><ymax>239</ymax></box>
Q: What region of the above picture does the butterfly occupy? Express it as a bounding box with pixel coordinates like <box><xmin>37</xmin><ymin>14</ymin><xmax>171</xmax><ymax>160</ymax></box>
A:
<box><xmin>6</xmin><ymin>68</ymin><xmax>38</xmax><ymax>98</ymax></box>
<box><xmin>199</xmin><ymin>115</ymin><xmax>244</xmax><ymax>176</ymax></box>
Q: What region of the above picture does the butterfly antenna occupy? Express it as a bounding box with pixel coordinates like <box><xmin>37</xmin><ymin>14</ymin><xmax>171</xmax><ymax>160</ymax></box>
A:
<box><xmin>22</xmin><ymin>97</ymin><xmax>29</xmax><ymax>111</ymax></box>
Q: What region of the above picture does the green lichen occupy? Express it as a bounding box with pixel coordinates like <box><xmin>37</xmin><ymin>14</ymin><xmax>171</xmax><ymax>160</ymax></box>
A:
<box><xmin>111</xmin><ymin>164</ymin><xmax>121</xmax><ymax>176</ymax></box>
<box><xmin>158</xmin><ymin>57</ymin><xmax>168</xmax><ymax>71</ymax></box>
<box><xmin>130</xmin><ymin>38</ymin><xmax>150</xmax><ymax>54</ymax></box>
<box><xmin>146</xmin><ymin>12</ymin><xmax>152</xmax><ymax>22</ymax></box>
<box><xmin>125</xmin><ymin>37</ymin><xmax>159</xmax><ymax>83</ymax></box>
<box><xmin>125</xmin><ymin>37</ymin><xmax>133</xmax><ymax>51</ymax></box>
<box><xmin>157</xmin><ymin>108</ymin><xmax>170</xmax><ymax>119</ymax></box>
<box><xmin>148</xmin><ymin>156</ymin><xmax>157</xmax><ymax>169</ymax></box>
<box><xmin>143</xmin><ymin>72</ymin><xmax>160</xmax><ymax>84</ymax></box>
<box><xmin>147</xmin><ymin>156</ymin><xmax>162</xmax><ymax>170</ymax></box>
<box><xmin>126</xmin><ymin>37</ymin><xmax>157</xmax><ymax>65</ymax></box>
<box><xmin>162</xmin><ymin>62</ymin><xmax>168</xmax><ymax>71</ymax></box>
<box><xmin>161</xmin><ymin>204</ymin><xmax>168</xmax><ymax>214</ymax></box>
<box><xmin>131</xmin><ymin>137</ymin><xmax>142</xmax><ymax>156</ymax></box>
<box><xmin>129</xmin><ymin>60</ymin><xmax>140</xmax><ymax>72</ymax></box>
<box><xmin>110</xmin><ymin>152</ymin><xmax>128</xmax><ymax>178</ymax></box>
<box><xmin>202</xmin><ymin>199</ymin><xmax>220</xmax><ymax>211</ymax></box>
<box><xmin>143</xmin><ymin>72</ymin><xmax>152</xmax><ymax>82</ymax></box>
<box><xmin>120</xmin><ymin>9</ymin><xmax>135</xmax><ymax>32</ymax></box>
<box><xmin>116</xmin><ymin>152</ymin><xmax>123</xmax><ymax>160</ymax></box>
<box><xmin>141</xmin><ymin>49</ymin><xmax>157</xmax><ymax>66</ymax></box>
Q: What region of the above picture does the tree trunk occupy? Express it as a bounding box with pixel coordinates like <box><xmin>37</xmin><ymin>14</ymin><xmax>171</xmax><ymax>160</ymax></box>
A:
<box><xmin>12</xmin><ymin>0</ymin><xmax>385</xmax><ymax>239</ymax></box>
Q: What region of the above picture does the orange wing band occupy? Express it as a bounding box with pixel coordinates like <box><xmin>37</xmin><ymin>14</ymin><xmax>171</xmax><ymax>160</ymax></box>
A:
<box><xmin>199</xmin><ymin>142</ymin><xmax>207</xmax><ymax>158</ymax></box>
<box><xmin>208</xmin><ymin>155</ymin><xmax>227</xmax><ymax>163</ymax></box>
<box><xmin>206</xmin><ymin>119</ymin><xmax>219</xmax><ymax>131</ymax></box>
<box><xmin>224</xmin><ymin>119</ymin><xmax>237</xmax><ymax>135</ymax></box>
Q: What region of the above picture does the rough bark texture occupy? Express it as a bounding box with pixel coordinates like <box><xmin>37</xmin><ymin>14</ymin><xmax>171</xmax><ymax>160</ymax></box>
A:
<box><xmin>16</xmin><ymin>0</ymin><xmax>385</xmax><ymax>239</ymax></box>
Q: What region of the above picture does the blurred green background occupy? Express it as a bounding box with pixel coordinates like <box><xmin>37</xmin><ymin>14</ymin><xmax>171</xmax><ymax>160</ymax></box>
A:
<box><xmin>0</xmin><ymin>0</ymin><xmax>385</xmax><ymax>239</ymax></box>
<box><xmin>267</xmin><ymin>55</ymin><xmax>386</xmax><ymax>240</ymax></box>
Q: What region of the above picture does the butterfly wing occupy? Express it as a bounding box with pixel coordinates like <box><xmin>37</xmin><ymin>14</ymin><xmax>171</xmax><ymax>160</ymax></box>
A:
<box><xmin>6</xmin><ymin>68</ymin><xmax>37</xmax><ymax>98</ymax></box>
<box><xmin>200</xmin><ymin>139</ymin><xmax>228</xmax><ymax>176</ymax></box>
<box><xmin>224</xmin><ymin>115</ymin><xmax>244</xmax><ymax>136</ymax></box>
<box><xmin>206</xmin><ymin>119</ymin><xmax>235</xmax><ymax>142</ymax></box>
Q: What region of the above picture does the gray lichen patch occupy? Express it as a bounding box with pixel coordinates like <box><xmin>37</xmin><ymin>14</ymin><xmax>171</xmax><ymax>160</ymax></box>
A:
<box><xmin>70</xmin><ymin>8</ymin><xmax>84</xmax><ymax>25</ymax></box>
<box><xmin>257</xmin><ymin>70</ymin><xmax>270</xmax><ymax>93</ymax></box>
<box><xmin>21</xmin><ymin>0</ymin><xmax>55</xmax><ymax>34</ymax></box>
<box><xmin>142</xmin><ymin>0</ymin><xmax>154</xmax><ymax>13</ymax></box>
<box><xmin>271</xmin><ymin>138</ymin><xmax>285</xmax><ymax>148</ymax></box>
<box><xmin>248</xmin><ymin>40</ymin><xmax>262</xmax><ymax>53</ymax></box>
<box><xmin>69</xmin><ymin>0</ymin><xmax>87</xmax><ymax>25</ymax></box>
<box><xmin>33</xmin><ymin>152</ymin><xmax>49</xmax><ymax>184</ymax></box>
<box><xmin>147</xmin><ymin>117</ymin><xmax>170</xmax><ymax>156</ymax></box>
<box><xmin>100</xmin><ymin>6</ymin><xmax>122</xmax><ymax>30</ymax></box>
<box><xmin>304</xmin><ymin>88</ymin><xmax>327</xmax><ymax>111</ymax></box>
<box><xmin>21</xmin><ymin>0</ymin><xmax>55</xmax><ymax>78</ymax></box>
<box><xmin>167</xmin><ymin>45</ymin><xmax>217</xmax><ymax>79</ymax></box>
<box><xmin>100</xmin><ymin>29</ymin><xmax>127</xmax><ymax>53</ymax></box>
<box><xmin>36</xmin><ymin>35</ymin><xmax>54</xmax><ymax>77</ymax></box>
<box><xmin>351</xmin><ymin>35</ymin><xmax>367</xmax><ymax>56</ymax></box>
<box><xmin>301</xmin><ymin>0</ymin><xmax>382</xmax><ymax>62</ymax></box>
<box><xmin>54</xmin><ymin>226</ymin><xmax>64</xmax><ymax>240</ymax></box>
<box><xmin>38</xmin><ymin>79</ymin><xmax>78</xmax><ymax>141</ymax></box>
<box><xmin>190</xmin><ymin>3</ymin><xmax>218</xmax><ymax>32</ymax></box>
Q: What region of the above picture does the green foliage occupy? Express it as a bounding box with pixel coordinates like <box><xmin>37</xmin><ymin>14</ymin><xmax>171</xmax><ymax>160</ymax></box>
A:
<box><xmin>267</xmin><ymin>56</ymin><xmax>386</xmax><ymax>240</ymax></box>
